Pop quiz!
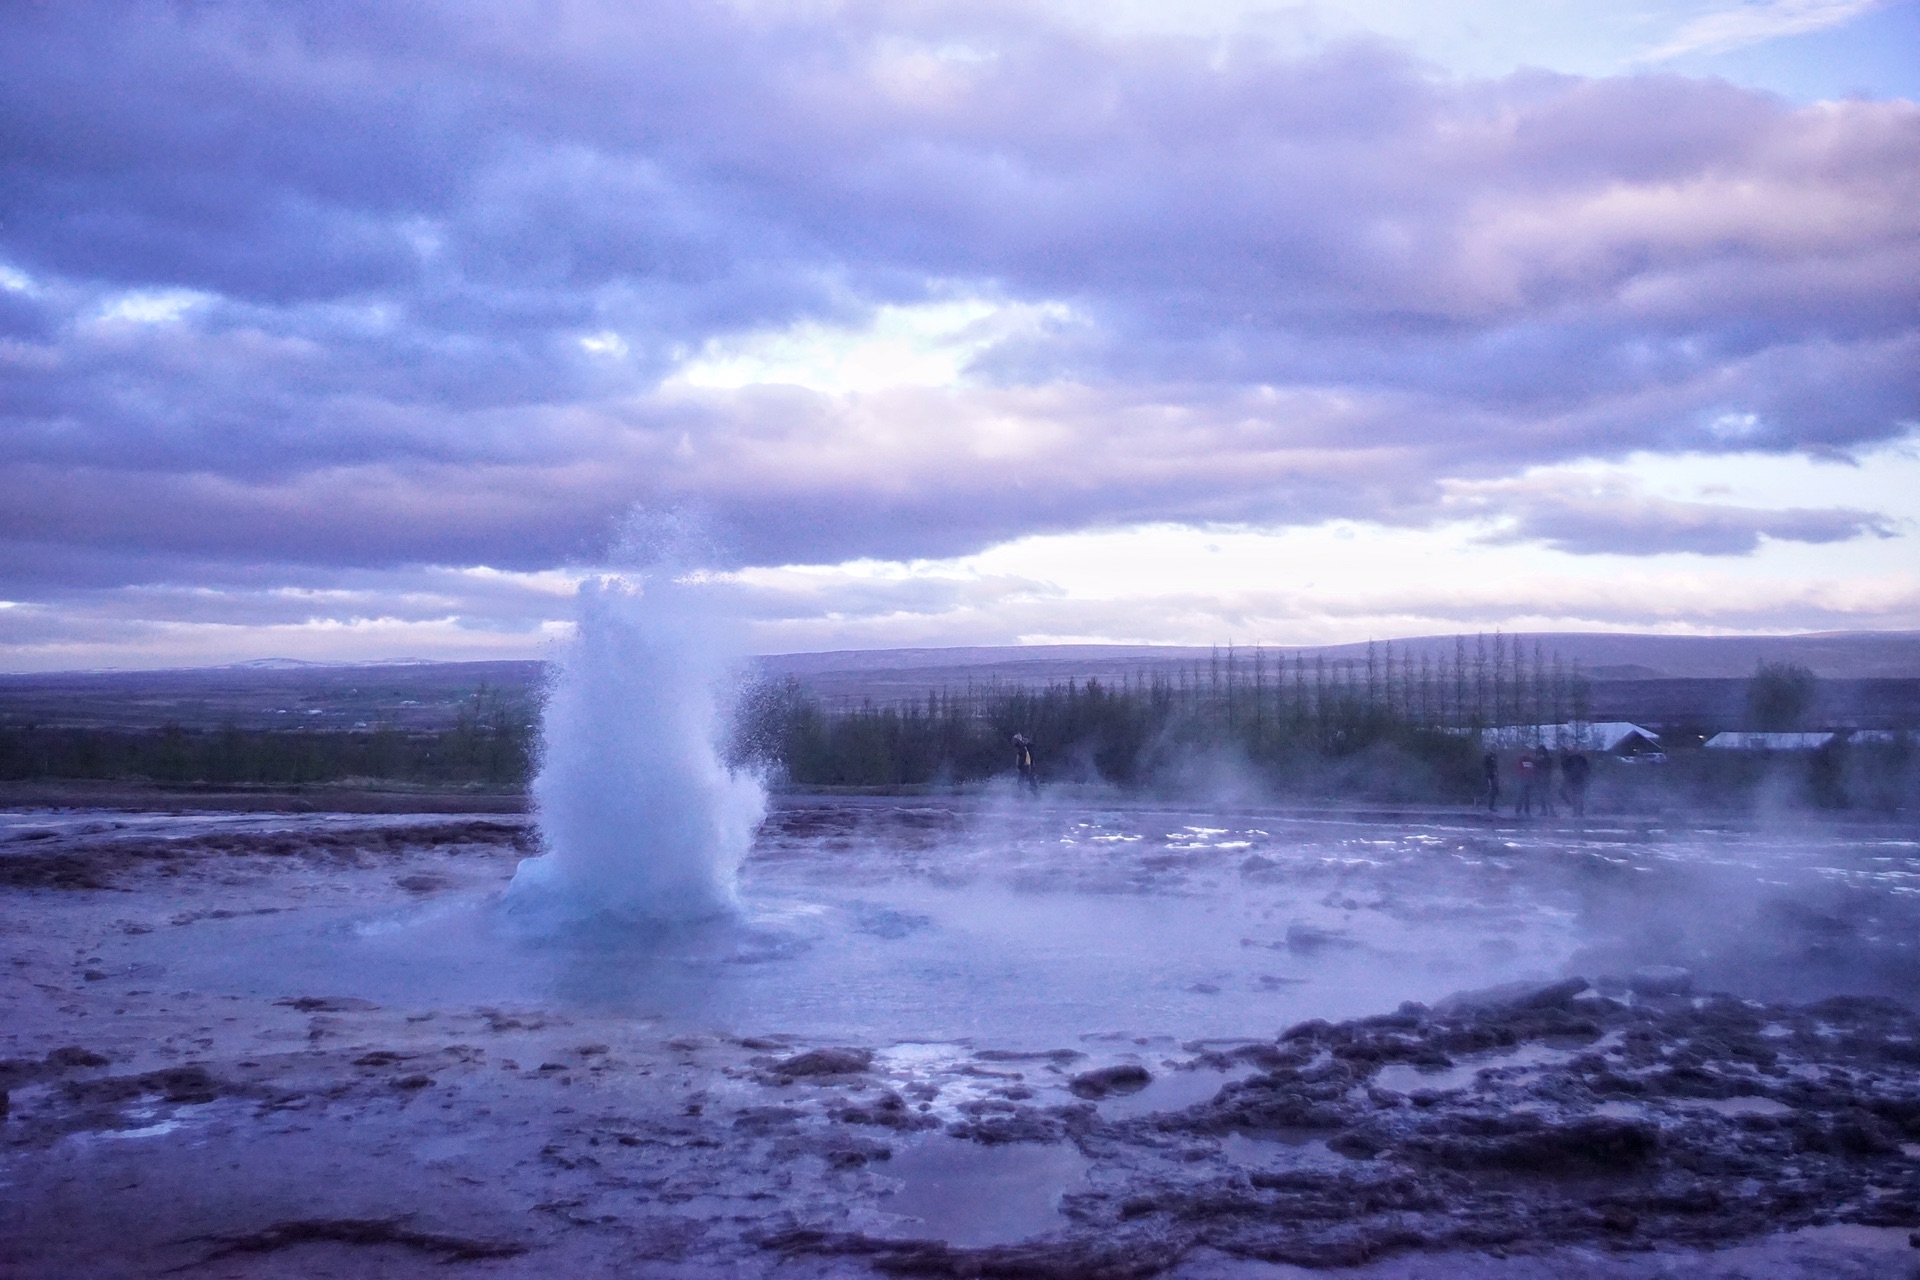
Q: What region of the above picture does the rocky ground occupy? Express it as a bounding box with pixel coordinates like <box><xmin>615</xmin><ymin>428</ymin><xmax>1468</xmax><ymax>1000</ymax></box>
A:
<box><xmin>3</xmin><ymin>806</ymin><xmax>1918</xmax><ymax>1278</ymax></box>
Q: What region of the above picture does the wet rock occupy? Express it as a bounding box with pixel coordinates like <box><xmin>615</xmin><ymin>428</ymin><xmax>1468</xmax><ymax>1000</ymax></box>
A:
<box><xmin>64</xmin><ymin>1064</ymin><xmax>225</xmax><ymax>1106</ymax></box>
<box><xmin>975</xmin><ymin>1047</ymin><xmax>1084</xmax><ymax>1064</ymax></box>
<box><xmin>1404</xmin><ymin>1115</ymin><xmax>1660</xmax><ymax>1174</ymax></box>
<box><xmin>945</xmin><ymin>1103</ymin><xmax>1071</xmax><ymax>1145</ymax></box>
<box><xmin>738</xmin><ymin>977</ymin><xmax>1920</xmax><ymax>1275</ymax></box>
<box><xmin>274</xmin><ymin>995</ymin><xmax>379</xmax><ymax>1012</ymax></box>
<box><xmin>823</xmin><ymin>1137</ymin><xmax>892</xmax><ymax>1168</ymax></box>
<box><xmin>1801</xmin><ymin>1110</ymin><xmax>1901</xmax><ymax>1156</ymax></box>
<box><xmin>479</xmin><ymin>1008</ymin><xmax>546</xmax><ymax>1032</ymax></box>
<box><xmin>1279</xmin><ymin>1019</ymin><xmax>1332</xmax><ymax>1043</ymax></box>
<box><xmin>1425</xmin><ymin>1022</ymin><xmax>1521</xmax><ymax>1056</ymax></box>
<box><xmin>1332</xmin><ymin>1032</ymin><xmax>1452</xmax><ymax>1067</ymax></box>
<box><xmin>1188</xmin><ymin>1075</ymin><xmax>1350</xmax><ymax>1133</ymax></box>
<box><xmin>1432</xmin><ymin>977</ymin><xmax>1589</xmax><ymax>1015</ymax></box>
<box><xmin>1327</xmin><ymin>1127</ymin><xmax>1391</xmax><ymax>1159</ymax></box>
<box><xmin>1069</xmin><ymin>1064</ymin><xmax>1153</xmax><ymax>1099</ymax></box>
<box><xmin>0</xmin><ymin>851</ymin><xmax>114</xmax><ymax>890</ymax></box>
<box><xmin>1648</xmin><ymin>1062</ymin><xmax>1732</xmax><ymax>1097</ymax></box>
<box><xmin>772</xmin><ymin>1047</ymin><xmax>874</xmax><ymax>1078</ymax></box>
<box><xmin>1629</xmin><ymin>965</ymin><xmax>1694</xmax><ymax>997</ymax></box>
<box><xmin>1223</xmin><ymin>1043</ymin><xmax>1300</xmax><ymax>1072</ymax></box>
<box><xmin>540</xmin><ymin>1142</ymin><xmax>598</xmax><ymax>1170</ymax></box>
<box><xmin>1284</xmin><ymin>924</ymin><xmax>1355</xmax><ymax>953</ymax></box>
<box><xmin>768</xmin><ymin>1228</ymin><xmax>1187</xmax><ymax>1280</ymax></box>
<box><xmin>832</xmin><ymin>1091</ymin><xmax>941</xmax><ymax>1132</ymax></box>
<box><xmin>0</xmin><ymin>1060</ymin><xmax>39</xmax><ymax>1091</ymax></box>
<box><xmin>733</xmin><ymin>1106</ymin><xmax>806</xmax><ymax>1134</ymax></box>
<box><xmin>392</xmin><ymin>1074</ymin><xmax>434</xmax><ymax>1090</ymax></box>
<box><xmin>189</xmin><ymin>1218</ymin><xmax>525</xmax><ymax>1265</ymax></box>
<box><xmin>45</xmin><ymin>1046</ymin><xmax>110</xmax><ymax>1070</ymax></box>
<box><xmin>738</xmin><ymin>1037</ymin><xmax>790</xmax><ymax>1051</ymax></box>
<box><xmin>352</xmin><ymin>1051</ymin><xmax>410</xmax><ymax>1067</ymax></box>
<box><xmin>1809</xmin><ymin>994</ymin><xmax>1913</xmax><ymax>1020</ymax></box>
<box><xmin>1354</xmin><ymin>1006</ymin><xmax>1426</xmax><ymax>1031</ymax></box>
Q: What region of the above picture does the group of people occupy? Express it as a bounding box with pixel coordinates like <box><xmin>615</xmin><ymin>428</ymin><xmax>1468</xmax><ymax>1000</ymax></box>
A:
<box><xmin>1011</xmin><ymin>729</ymin><xmax>1591</xmax><ymax>814</ymax></box>
<box><xmin>1482</xmin><ymin>745</ymin><xmax>1591</xmax><ymax>817</ymax></box>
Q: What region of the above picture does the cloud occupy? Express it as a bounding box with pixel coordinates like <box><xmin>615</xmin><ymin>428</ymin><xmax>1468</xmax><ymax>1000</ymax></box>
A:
<box><xmin>1450</xmin><ymin>474</ymin><xmax>1898</xmax><ymax>554</ymax></box>
<box><xmin>1642</xmin><ymin>0</ymin><xmax>1886</xmax><ymax>61</ymax></box>
<box><xmin>1497</xmin><ymin>497</ymin><xmax>1890</xmax><ymax>555</ymax></box>
<box><xmin>0</xmin><ymin>2</ymin><xmax>1915</xmax><ymax>660</ymax></box>
<box><xmin>728</xmin><ymin>557</ymin><xmax>1920</xmax><ymax>653</ymax></box>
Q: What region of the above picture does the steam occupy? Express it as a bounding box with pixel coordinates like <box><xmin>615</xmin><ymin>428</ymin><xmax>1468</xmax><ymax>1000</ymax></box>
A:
<box><xmin>508</xmin><ymin>528</ymin><xmax>765</xmax><ymax>924</ymax></box>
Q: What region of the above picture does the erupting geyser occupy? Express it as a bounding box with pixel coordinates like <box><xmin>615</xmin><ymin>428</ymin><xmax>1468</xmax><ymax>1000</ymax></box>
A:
<box><xmin>508</xmin><ymin>560</ymin><xmax>765</xmax><ymax>923</ymax></box>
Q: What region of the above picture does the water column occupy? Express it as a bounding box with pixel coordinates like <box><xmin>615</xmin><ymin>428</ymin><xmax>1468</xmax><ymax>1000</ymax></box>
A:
<box><xmin>509</xmin><ymin>568</ymin><xmax>765</xmax><ymax>923</ymax></box>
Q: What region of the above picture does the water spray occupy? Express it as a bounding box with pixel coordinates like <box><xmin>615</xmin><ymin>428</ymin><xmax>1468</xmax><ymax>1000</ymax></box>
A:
<box><xmin>508</xmin><ymin>530</ymin><xmax>765</xmax><ymax>924</ymax></box>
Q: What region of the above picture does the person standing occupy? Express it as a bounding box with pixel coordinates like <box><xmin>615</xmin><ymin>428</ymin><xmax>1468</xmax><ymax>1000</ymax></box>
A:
<box><xmin>1482</xmin><ymin>750</ymin><xmax>1501</xmax><ymax>812</ymax></box>
<box><xmin>1012</xmin><ymin>733</ymin><xmax>1039</xmax><ymax>795</ymax></box>
<box><xmin>1515</xmin><ymin>749</ymin><xmax>1537</xmax><ymax>816</ymax></box>
<box><xmin>1532</xmin><ymin>745</ymin><xmax>1556</xmax><ymax>818</ymax></box>
<box><xmin>1561</xmin><ymin>749</ymin><xmax>1591</xmax><ymax>817</ymax></box>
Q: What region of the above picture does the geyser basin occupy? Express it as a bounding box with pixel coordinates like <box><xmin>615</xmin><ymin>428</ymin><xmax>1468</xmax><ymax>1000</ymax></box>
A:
<box><xmin>7</xmin><ymin>797</ymin><xmax>1920</xmax><ymax>1278</ymax></box>
<box><xmin>44</xmin><ymin>795</ymin><xmax>1920</xmax><ymax>1041</ymax></box>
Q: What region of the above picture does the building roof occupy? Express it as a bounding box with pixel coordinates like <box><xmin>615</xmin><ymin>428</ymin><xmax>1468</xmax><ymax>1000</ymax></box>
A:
<box><xmin>1481</xmin><ymin>722</ymin><xmax>1659</xmax><ymax>752</ymax></box>
<box><xmin>1704</xmin><ymin>731</ymin><xmax>1836</xmax><ymax>751</ymax></box>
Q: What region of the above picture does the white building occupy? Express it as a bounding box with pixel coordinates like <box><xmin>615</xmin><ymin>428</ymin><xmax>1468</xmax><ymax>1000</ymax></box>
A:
<box><xmin>1847</xmin><ymin>730</ymin><xmax>1909</xmax><ymax>747</ymax></box>
<box><xmin>1482</xmin><ymin>722</ymin><xmax>1661</xmax><ymax>754</ymax></box>
<box><xmin>1703</xmin><ymin>731</ymin><xmax>1836</xmax><ymax>751</ymax></box>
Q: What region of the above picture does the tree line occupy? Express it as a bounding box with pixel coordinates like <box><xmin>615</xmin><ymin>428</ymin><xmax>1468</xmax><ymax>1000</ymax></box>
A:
<box><xmin>732</xmin><ymin>637</ymin><xmax>1590</xmax><ymax>797</ymax></box>
<box><xmin>0</xmin><ymin>637</ymin><xmax>1592</xmax><ymax>799</ymax></box>
<box><xmin>0</xmin><ymin>686</ymin><xmax>532</xmax><ymax>788</ymax></box>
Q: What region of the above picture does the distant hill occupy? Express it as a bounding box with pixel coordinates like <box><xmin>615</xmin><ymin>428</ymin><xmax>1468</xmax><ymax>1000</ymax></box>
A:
<box><xmin>4</xmin><ymin>631</ymin><xmax>1918</xmax><ymax>730</ymax></box>
<box><xmin>0</xmin><ymin>661</ymin><xmax>543</xmax><ymax>731</ymax></box>
<box><xmin>756</xmin><ymin>632</ymin><xmax>1920</xmax><ymax>707</ymax></box>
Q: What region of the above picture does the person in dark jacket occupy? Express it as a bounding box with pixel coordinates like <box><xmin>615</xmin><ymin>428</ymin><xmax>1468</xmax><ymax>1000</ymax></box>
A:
<box><xmin>1561</xmin><ymin>749</ymin><xmax>1591</xmax><ymax>817</ymax></box>
<box><xmin>1482</xmin><ymin>750</ymin><xmax>1500</xmax><ymax>812</ymax></box>
<box><xmin>1532</xmin><ymin>745</ymin><xmax>1557</xmax><ymax>817</ymax></box>
<box><xmin>1012</xmin><ymin>733</ymin><xmax>1038</xmax><ymax>795</ymax></box>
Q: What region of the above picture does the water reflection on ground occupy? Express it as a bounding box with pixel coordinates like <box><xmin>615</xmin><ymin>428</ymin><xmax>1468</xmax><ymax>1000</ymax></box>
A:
<box><xmin>875</xmin><ymin>1137</ymin><xmax>1089</xmax><ymax>1245</ymax></box>
<box><xmin>28</xmin><ymin>792</ymin><xmax>1920</xmax><ymax>1048</ymax></box>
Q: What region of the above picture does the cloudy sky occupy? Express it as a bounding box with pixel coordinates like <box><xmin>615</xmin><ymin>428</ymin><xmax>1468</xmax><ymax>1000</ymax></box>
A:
<box><xmin>2</xmin><ymin>0</ymin><xmax>1916</xmax><ymax>670</ymax></box>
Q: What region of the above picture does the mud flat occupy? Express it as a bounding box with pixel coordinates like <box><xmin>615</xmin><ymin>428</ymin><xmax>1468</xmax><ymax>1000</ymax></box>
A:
<box><xmin>3</xmin><ymin>800</ymin><xmax>1918</xmax><ymax>1277</ymax></box>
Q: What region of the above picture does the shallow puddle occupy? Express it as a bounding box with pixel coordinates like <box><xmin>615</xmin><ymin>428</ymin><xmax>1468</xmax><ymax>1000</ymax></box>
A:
<box><xmin>97</xmin><ymin>1119</ymin><xmax>185</xmax><ymax>1141</ymax></box>
<box><xmin>1098</xmin><ymin>1064</ymin><xmax>1255</xmax><ymax>1119</ymax></box>
<box><xmin>1374</xmin><ymin>1042</ymin><xmax>1574</xmax><ymax>1095</ymax></box>
<box><xmin>876</xmin><ymin>1137</ymin><xmax>1089</xmax><ymax>1246</ymax></box>
<box><xmin>1680</xmin><ymin>1095</ymin><xmax>1792</xmax><ymax>1117</ymax></box>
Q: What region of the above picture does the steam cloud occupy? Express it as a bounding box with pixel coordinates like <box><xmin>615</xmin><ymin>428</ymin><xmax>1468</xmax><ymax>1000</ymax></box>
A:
<box><xmin>509</xmin><ymin>546</ymin><xmax>765</xmax><ymax>923</ymax></box>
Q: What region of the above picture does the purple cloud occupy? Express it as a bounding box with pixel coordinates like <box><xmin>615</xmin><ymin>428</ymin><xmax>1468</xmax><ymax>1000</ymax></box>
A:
<box><xmin>0</xmin><ymin>0</ymin><xmax>1914</xmax><ymax>617</ymax></box>
<box><xmin>1482</xmin><ymin>494</ymin><xmax>1895</xmax><ymax>556</ymax></box>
